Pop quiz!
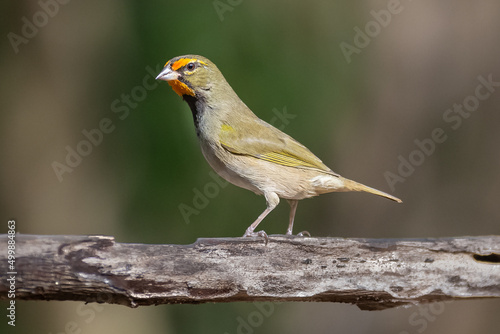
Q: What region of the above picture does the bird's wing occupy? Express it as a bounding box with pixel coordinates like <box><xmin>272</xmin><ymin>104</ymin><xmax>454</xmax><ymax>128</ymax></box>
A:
<box><xmin>219</xmin><ymin>118</ymin><xmax>337</xmax><ymax>175</ymax></box>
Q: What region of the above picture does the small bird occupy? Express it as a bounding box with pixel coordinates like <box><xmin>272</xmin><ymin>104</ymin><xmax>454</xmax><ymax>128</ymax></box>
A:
<box><xmin>156</xmin><ymin>55</ymin><xmax>401</xmax><ymax>239</ymax></box>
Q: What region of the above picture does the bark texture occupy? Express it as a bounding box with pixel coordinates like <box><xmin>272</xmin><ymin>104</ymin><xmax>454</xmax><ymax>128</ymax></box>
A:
<box><xmin>1</xmin><ymin>234</ymin><xmax>499</xmax><ymax>310</ymax></box>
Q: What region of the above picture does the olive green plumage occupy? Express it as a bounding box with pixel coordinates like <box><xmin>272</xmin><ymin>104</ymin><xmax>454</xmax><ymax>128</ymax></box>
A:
<box><xmin>156</xmin><ymin>55</ymin><xmax>401</xmax><ymax>239</ymax></box>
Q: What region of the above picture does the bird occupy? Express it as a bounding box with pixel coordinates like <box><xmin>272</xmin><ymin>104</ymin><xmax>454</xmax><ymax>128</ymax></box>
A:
<box><xmin>156</xmin><ymin>55</ymin><xmax>402</xmax><ymax>239</ymax></box>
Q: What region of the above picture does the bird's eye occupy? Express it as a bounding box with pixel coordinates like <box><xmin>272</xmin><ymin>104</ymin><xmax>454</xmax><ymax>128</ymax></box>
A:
<box><xmin>186</xmin><ymin>62</ymin><xmax>196</xmax><ymax>71</ymax></box>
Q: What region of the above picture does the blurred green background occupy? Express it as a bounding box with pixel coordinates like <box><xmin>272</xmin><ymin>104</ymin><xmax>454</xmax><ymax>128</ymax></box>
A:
<box><xmin>1</xmin><ymin>0</ymin><xmax>499</xmax><ymax>333</ymax></box>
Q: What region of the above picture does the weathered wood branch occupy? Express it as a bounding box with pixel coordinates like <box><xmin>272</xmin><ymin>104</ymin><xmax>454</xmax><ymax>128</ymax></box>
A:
<box><xmin>1</xmin><ymin>234</ymin><xmax>499</xmax><ymax>310</ymax></box>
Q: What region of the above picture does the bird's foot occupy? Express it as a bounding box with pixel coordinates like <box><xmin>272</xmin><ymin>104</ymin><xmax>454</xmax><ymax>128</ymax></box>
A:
<box><xmin>243</xmin><ymin>229</ymin><xmax>268</xmax><ymax>245</ymax></box>
<box><xmin>285</xmin><ymin>230</ymin><xmax>311</xmax><ymax>237</ymax></box>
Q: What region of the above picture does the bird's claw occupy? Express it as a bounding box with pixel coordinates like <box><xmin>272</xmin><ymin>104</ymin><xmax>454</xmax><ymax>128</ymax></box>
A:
<box><xmin>243</xmin><ymin>230</ymin><xmax>269</xmax><ymax>245</ymax></box>
<box><xmin>285</xmin><ymin>230</ymin><xmax>311</xmax><ymax>237</ymax></box>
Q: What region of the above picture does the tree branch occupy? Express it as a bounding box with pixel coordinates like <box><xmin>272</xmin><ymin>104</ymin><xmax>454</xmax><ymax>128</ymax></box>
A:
<box><xmin>1</xmin><ymin>234</ymin><xmax>499</xmax><ymax>310</ymax></box>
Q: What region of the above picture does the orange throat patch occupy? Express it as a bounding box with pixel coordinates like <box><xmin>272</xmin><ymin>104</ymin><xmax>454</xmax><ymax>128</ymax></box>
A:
<box><xmin>168</xmin><ymin>79</ymin><xmax>195</xmax><ymax>97</ymax></box>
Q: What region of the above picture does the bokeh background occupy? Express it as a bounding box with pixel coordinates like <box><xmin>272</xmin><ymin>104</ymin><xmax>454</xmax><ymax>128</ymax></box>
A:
<box><xmin>1</xmin><ymin>0</ymin><xmax>499</xmax><ymax>333</ymax></box>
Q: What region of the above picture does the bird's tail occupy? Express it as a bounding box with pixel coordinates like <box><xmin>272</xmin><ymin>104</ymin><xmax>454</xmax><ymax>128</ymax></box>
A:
<box><xmin>340</xmin><ymin>177</ymin><xmax>402</xmax><ymax>203</ymax></box>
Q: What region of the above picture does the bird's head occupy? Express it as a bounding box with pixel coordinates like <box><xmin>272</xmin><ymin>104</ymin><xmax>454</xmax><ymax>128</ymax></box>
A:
<box><xmin>156</xmin><ymin>55</ymin><xmax>251</xmax><ymax>127</ymax></box>
<box><xmin>156</xmin><ymin>55</ymin><xmax>224</xmax><ymax>99</ymax></box>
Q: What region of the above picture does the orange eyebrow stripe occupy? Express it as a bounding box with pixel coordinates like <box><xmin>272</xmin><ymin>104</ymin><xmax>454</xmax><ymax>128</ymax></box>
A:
<box><xmin>171</xmin><ymin>58</ymin><xmax>197</xmax><ymax>71</ymax></box>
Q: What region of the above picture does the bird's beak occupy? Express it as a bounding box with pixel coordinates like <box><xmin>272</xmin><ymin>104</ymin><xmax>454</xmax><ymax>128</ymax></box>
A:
<box><xmin>156</xmin><ymin>66</ymin><xmax>179</xmax><ymax>81</ymax></box>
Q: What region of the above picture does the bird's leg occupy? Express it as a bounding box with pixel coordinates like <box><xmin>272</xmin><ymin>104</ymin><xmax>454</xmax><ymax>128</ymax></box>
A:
<box><xmin>286</xmin><ymin>199</ymin><xmax>310</xmax><ymax>237</ymax></box>
<box><xmin>243</xmin><ymin>192</ymin><xmax>279</xmax><ymax>243</ymax></box>
<box><xmin>285</xmin><ymin>199</ymin><xmax>298</xmax><ymax>235</ymax></box>
<box><xmin>242</xmin><ymin>208</ymin><xmax>272</xmax><ymax>243</ymax></box>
